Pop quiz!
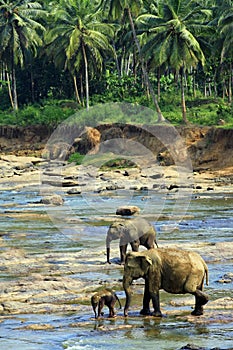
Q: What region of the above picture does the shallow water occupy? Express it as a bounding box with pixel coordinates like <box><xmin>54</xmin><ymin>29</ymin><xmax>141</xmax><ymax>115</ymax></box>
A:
<box><xmin>0</xmin><ymin>185</ymin><xmax>232</xmax><ymax>350</ymax></box>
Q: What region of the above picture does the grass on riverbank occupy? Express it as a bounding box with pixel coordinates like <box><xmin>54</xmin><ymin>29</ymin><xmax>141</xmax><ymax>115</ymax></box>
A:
<box><xmin>0</xmin><ymin>94</ymin><xmax>232</xmax><ymax>128</ymax></box>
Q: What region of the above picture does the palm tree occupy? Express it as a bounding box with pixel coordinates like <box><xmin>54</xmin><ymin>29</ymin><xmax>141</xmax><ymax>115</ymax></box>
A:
<box><xmin>46</xmin><ymin>0</ymin><xmax>114</xmax><ymax>110</ymax></box>
<box><xmin>139</xmin><ymin>0</ymin><xmax>207</xmax><ymax>123</ymax></box>
<box><xmin>99</xmin><ymin>0</ymin><xmax>165</xmax><ymax>122</ymax></box>
<box><xmin>216</xmin><ymin>0</ymin><xmax>233</xmax><ymax>102</ymax></box>
<box><xmin>0</xmin><ymin>0</ymin><xmax>45</xmax><ymax>110</ymax></box>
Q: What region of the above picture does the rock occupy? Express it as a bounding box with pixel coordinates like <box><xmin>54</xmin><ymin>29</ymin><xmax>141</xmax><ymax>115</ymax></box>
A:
<box><xmin>217</xmin><ymin>273</ymin><xmax>233</xmax><ymax>284</ymax></box>
<box><xmin>179</xmin><ymin>345</ymin><xmax>206</xmax><ymax>350</ymax></box>
<box><xmin>19</xmin><ymin>324</ymin><xmax>54</xmax><ymax>331</ymax></box>
<box><xmin>42</xmin><ymin>194</ymin><xmax>64</xmax><ymax>205</ymax></box>
<box><xmin>167</xmin><ymin>184</ymin><xmax>179</xmax><ymax>190</ymax></box>
<box><xmin>43</xmin><ymin>141</ymin><xmax>72</xmax><ymax>160</ymax></box>
<box><xmin>74</xmin><ymin>127</ymin><xmax>100</xmax><ymax>154</ymax></box>
<box><xmin>116</xmin><ymin>206</ymin><xmax>140</xmax><ymax>216</ymax></box>
<box><xmin>149</xmin><ymin>173</ymin><xmax>163</xmax><ymax>179</ymax></box>
<box><xmin>67</xmin><ymin>188</ymin><xmax>82</xmax><ymax>195</ymax></box>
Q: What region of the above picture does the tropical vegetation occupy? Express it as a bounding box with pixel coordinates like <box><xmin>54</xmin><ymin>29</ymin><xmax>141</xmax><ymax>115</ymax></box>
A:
<box><xmin>0</xmin><ymin>0</ymin><xmax>232</xmax><ymax>127</ymax></box>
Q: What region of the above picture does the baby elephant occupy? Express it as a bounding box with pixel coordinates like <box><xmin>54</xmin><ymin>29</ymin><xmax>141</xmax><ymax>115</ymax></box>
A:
<box><xmin>106</xmin><ymin>217</ymin><xmax>158</xmax><ymax>264</ymax></box>
<box><xmin>91</xmin><ymin>289</ymin><xmax>122</xmax><ymax>319</ymax></box>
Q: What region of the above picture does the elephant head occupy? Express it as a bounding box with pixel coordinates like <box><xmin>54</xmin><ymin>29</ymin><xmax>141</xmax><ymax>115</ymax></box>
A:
<box><xmin>123</xmin><ymin>252</ymin><xmax>153</xmax><ymax>316</ymax></box>
<box><xmin>106</xmin><ymin>222</ymin><xmax>125</xmax><ymax>263</ymax></box>
<box><xmin>91</xmin><ymin>294</ymin><xmax>101</xmax><ymax>319</ymax></box>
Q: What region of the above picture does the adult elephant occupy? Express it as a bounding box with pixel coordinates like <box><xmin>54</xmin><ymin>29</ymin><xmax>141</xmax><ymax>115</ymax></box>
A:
<box><xmin>123</xmin><ymin>248</ymin><xmax>209</xmax><ymax>317</ymax></box>
<box><xmin>106</xmin><ymin>217</ymin><xmax>158</xmax><ymax>264</ymax></box>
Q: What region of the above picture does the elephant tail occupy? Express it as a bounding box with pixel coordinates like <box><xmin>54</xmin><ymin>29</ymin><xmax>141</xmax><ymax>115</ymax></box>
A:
<box><xmin>115</xmin><ymin>293</ymin><xmax>122</xmax><ymax>309</ymax></box>
<box><xmin>203</xmin><ymin>261</ymin><xmax>209</xmax><ymax>286</ymax></box>
<box><xmin>205</xmin><ymin>266</ymin><xmax>209</xmax><ymax>286</ymax></box>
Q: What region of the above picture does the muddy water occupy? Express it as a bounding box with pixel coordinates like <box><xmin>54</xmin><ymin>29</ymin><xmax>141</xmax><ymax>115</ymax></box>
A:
<box><xmin>0</xmin><ymin>186</ymin><xmax>233</xmax><ymax>350</ymax></box>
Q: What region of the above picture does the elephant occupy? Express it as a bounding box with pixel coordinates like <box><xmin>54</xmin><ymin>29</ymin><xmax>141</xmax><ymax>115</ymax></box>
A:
<box><xmin>106</xmin><ymin>217</ymin><xmax>158</xmax><ymax>264</ymax></box>
<box><xmin>123</xmin><ymin>248</ymin><xmax>209</xmax><ymax>317</ymax></box>
<box><xmin>91</xmin><ymin>289</ymin><xmax>121</xmax><ymax>319</ymax></box>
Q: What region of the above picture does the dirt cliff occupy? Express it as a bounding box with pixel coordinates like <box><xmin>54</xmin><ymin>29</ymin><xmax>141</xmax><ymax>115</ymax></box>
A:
<box><xmin>0</xmin><ymin>124</ymin><xmax>232</xmax><ymax>175</ymax></box>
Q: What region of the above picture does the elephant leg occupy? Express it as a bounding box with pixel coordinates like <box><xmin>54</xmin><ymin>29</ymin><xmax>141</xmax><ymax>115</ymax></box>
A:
<box><xmin>130</xmin><ymin>240</ymin><xmax>140</xmax><ymax>252</ymax></box>
<box><xmin>120</xmin><ymin>244</ymin><xmax>128</xmax><ymax>264</ymax></box>
<box><xmin>108</xmin><ymin>306</ymin><xmax>116</xmax><ymax>318</ymax></box>
<box><xmin>151</xmin><ymin>291</ymin><xmax>162</xmax><ymax>317</ymax></box>
<box><xmin>97</xmin><ymin>300</ymin><xmax>105</xmax><ymax>318</ymax></box>
<box><xmin>140</xmin><ymin>279</ymin><xmax>151</xmax><ymax>315</ymax></box>
<box><xmin>191</xmin><ymin>289</ymin><xmax>209</xmax><ymax>316</ymax></box>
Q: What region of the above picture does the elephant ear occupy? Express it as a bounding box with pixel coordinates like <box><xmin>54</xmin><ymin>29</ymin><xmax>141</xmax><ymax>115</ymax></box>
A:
<box><xmin>126</xmin><ymin>253</ymin><xmax>152</xmax><ymax>270</ymax></box>
<box><xmin>140</xmin><ymin>255</ymin><xmax>153</xmax><ymax>270</ymax></box>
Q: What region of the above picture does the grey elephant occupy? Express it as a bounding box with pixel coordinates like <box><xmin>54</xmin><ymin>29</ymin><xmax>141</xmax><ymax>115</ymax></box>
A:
<box><xmin>123</xmin><ymin>248</ymin><xmax>209</xmax><ymax>317</ymax></box>
<box><xmin>91</xmin><ymin>289</ymin><xmax>121</xmax><ymax>319</ymax></box>
<box><xmin>106</xmin><ymin>217</ymin><xmax>158</xmax><ymax>264</ymax></box>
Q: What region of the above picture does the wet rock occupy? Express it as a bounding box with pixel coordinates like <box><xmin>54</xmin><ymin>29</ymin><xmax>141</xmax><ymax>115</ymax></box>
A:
<box><xmin>19</xmin><ymin>324</ymin><xmax>54</xmax><ymax>331</ymax></box>
<box><xmin>217</xmin><ymin>273</ymin><xmax>233</xmax><ymax>284</ymax></box>
<box><xmin>62</xmin><ymin>180</ymin><xmax>79</xmax><ymax>187</ymax></box>
<box><xmin>167</xmin><ymin>184</ymin><xmax>179</xmax><ymax>190</ymax></box>
<box><xmin>42</xmin><ymin>194</ymin><xmax>64</xmax><ymax>205</ymax></box>
<box><xmin>116</xmin><ymin>206</ymin><xmax>140</xmax><ymax>216</ymax></box>
<box><xmin>180</xmin><ymin>345</ymin><xmax>204</xmax><ymax>350</ymax></box>
<box><xmin>67</xmin><ymin>188</ymin><xmax>82</xmax><ymax>195</ymax></box>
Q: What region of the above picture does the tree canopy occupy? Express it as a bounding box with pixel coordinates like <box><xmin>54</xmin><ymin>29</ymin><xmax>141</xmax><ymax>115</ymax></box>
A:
<box><xmin>0</xmin><ymin>0</ymin><xmax>232</xmax><ymax>124</ymax></box>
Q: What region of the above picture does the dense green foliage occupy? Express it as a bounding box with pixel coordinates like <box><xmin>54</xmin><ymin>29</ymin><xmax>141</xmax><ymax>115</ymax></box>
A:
<box><xmin>0</xmin><ymin>0</ymin><xmax>232</xmax><ymax>127</ymax></box>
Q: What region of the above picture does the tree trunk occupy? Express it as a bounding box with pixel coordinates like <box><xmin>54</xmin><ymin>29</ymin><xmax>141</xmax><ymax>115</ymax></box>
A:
<box><xmin>73</xmin><ymin>75</ymin><xmax>81</xmax><ymax>104</ymax></box>
<box><xmin>82</xmin><ymin>43</ymin><xmax>89</xmax><ymax>110</ymax></box>
<box><xmin>113</xmin><ymin>42</ymin><xmax>121</xmax><ymax>77</ymax></box>
<box><xmin>126</xmin><ymin>7</ymin><xmax>165</xmax><ymax>122</ymax></box>
<box><xmin>180</xmin><ymin>67</ymin><xmax>188</xmax><ymax>124</ymax></box>
<box><xmin>157</xmin><ymin>66</ymin><xmax>161</xmax><ymax>102</ymax></box>
<box><xmin>228</xmin><ymin>63</ymin><xmax>232</xmax><ymax>104</ymax></box>
<box><xmin>6</xmin><ymin>68</ymin><xmax>14</xmax><ymax>109</ymax></box>
<box><xmin>11</xmin><ymin>56</ymin><xmax>18</xmax><ymax>111</ymax></box>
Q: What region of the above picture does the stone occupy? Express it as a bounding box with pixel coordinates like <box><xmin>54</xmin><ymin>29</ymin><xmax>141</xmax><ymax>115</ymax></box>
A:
<box><xmin>116</xmin><ymin>206</ymin><xmax>140</xmax><ymax>216</ymax></box>
<box><xmin>67</xmin><ymin>188</ymin><xmax>82</xmax><ymax>195</ymax></box>
<box><xmin>74</xmin><ymin>127</ymin><xmax>100</xmax><ymax>154</ymax></box>
<box><xmin>42</xmin><ymin>194</ymin><xmax>64</xmax><ymax>205</ymax></box>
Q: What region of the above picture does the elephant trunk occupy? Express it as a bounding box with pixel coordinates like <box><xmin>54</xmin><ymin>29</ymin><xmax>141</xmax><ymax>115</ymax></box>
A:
<box><xmin>92</xmin><ymin>303</ymin><xmax>97</xmax><ymax>318</ymax></box>
<box><xmin>106</xmin><ymin>236</ymin><xmax>111</xmax><ymax>264</ymax></box>
<box><xmin>123</xmin><ymin>275</ymin><xmax>133</xmax><ymax>316</ymax></box>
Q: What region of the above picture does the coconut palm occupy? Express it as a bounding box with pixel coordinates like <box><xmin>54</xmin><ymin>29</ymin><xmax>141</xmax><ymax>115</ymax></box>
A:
<box><xmin>0</xmin><ymin>0</ymin><xmax>45</xmax><ymax>110</ymax></box>
<box><xmin>46</xmin><ymin>0</ymin><xmax>114</xmax><ymax>110</ymax></box>
<box><xmin>99</xmin><ymin>0</ymin><xmax>165</xmax><ymax>122</ymax></box>
<box><xmin>216</xmin><ymin>0</ymin><xmax>233</xmax><ymax>102</ymax></box>
<box><xmin>139</xmin><ymin>0</ymin><xmax>207</xmax><ymax>123</ymax></box>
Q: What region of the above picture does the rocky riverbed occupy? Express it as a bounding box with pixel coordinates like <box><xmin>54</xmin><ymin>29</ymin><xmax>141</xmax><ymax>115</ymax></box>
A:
<box><xmin>0</xmin><ymin>153</ymin><xmax>233</xmax><ymax>350</ymax></box>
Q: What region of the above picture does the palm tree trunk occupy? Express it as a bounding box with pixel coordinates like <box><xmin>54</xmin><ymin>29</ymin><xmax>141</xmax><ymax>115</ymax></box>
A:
<box><xmin>11</xmin><ymin>55</ymin><xmax>18</xmax><ymax>111</ymax></box>
<box><xmin>73</xmin><ymin>75</ymin><xmax>81</xmax><ymax>104</ymax></box>
<box><xmin>126</xmin><ymin>7</ymin><xmax>165</xmax><ymax>122</ymax></box>
<box><xmin>180</xmin><ymin>67</ymin><xmax>188</xmax><ymax>124</ymax></box>
<box><xmin>113</xmin><ymin>42</ymin><xmax>121</xmax><ymax>77</ymax></box>
<box><xmin>228</xmin><ymin>62</ymin><xmax>232</xmax><ymax>104</ymax></box>
<box><xmin>157</xmin><ymin>66</ymin><xmax>161</xmax><ymax>102</ymax></box>
<box><xmin>6</xmin><ymin>68</ymin><xmax>14</xmax><ymax>109</ymax></box>
<box><xmin>82</xmin><ymin>43</ymin><xmax>89</xmax><ymax>110</ymax></box>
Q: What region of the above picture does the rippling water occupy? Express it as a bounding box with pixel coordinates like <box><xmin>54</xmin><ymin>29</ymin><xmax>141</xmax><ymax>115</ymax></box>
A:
<box><xmin>0</xmin><ymin>185</ymin><xmax>232</xmax><ymax>350</ymax></box>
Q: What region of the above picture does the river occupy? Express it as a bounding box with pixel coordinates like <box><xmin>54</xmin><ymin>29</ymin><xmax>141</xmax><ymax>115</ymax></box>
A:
<box><xmin>0</xmin><ymin>181</ymin><xmax>232</xmax><ymax>350</ymax></box>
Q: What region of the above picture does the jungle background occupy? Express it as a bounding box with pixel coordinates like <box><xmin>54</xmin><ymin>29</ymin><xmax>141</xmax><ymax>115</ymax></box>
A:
<box><xmin>0</xmin><ymin>0</ymin><xmax>232</xmax><ymax>129</ymax></box>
